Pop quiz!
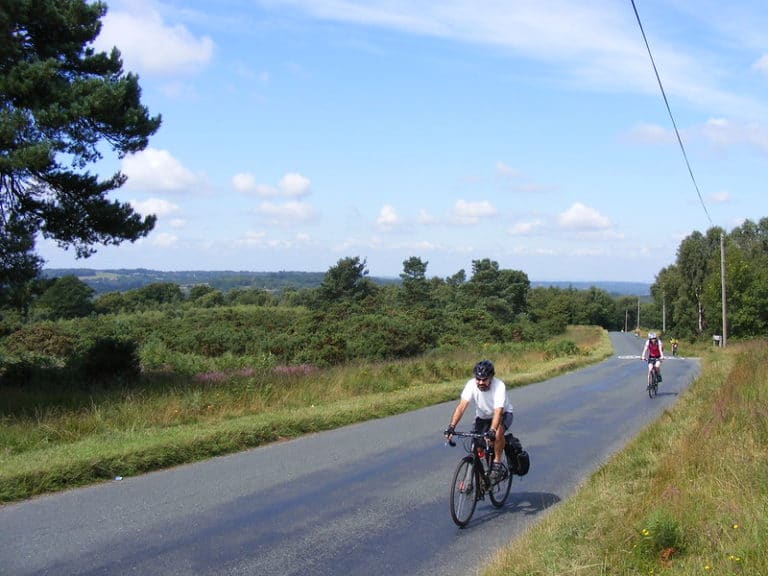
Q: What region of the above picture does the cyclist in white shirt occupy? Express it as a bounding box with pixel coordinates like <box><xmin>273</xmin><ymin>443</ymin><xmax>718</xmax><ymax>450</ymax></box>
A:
<box><xmin>443</xmin><ymin>360</ymin><xmax>514</xmax><ymax>482</ymax></box>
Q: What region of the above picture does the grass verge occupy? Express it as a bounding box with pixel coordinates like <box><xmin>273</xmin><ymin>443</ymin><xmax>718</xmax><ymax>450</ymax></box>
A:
<box><xmin>0</xmin><ymin>326</ymin><xmax>612</xmax><ymax>504</ymax></box>
<box><xmin>482</xmin><ymin>339</ymin><xmax>768</xmax><ymax>575</ymax></box>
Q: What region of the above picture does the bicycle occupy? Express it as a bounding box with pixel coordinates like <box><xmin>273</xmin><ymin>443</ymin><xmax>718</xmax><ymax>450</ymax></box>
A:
<box><xmin>646</xmin><ymin>360</ymin><xmax>660</xmax><ymax>398</ymax></box>
<box><xmin>446</xmin><ymin>431</ymin><xmax>513</xmax><ymax>527</ymax></box>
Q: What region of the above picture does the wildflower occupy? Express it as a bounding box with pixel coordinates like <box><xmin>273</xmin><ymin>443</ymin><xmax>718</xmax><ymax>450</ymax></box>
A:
<box><xmin>704</xmin><ymin>565</ymin><xmax>711</xmax><ymax>571</ymax></box>
<box><xmin>732</xmin><ymin>523</ymin><xmax>739</xmax><ymax>529</ymax></box>
<box><xmin>641</xmin><ymin>528</ymin><xmax>650</xmax><ymax>536</ymax></box>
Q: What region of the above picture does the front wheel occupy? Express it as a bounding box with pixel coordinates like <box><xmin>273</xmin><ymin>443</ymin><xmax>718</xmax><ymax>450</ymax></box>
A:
<box><xmin>648</xmin><ymin>369</ymin><xmax>658</xmax><ymax>398</ymax></box>
<box><xmin>450</xmin><ymin>456</ymin><xmax>479</xmax><ymax>527</ymax></box>
<box><xmin>489</xmin><ymin>451</ymin><xmax>513</xmax><ymax>507</ymax></box>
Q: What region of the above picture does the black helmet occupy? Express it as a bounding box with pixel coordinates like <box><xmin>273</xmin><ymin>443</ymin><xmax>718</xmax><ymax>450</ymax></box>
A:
<box><xmin>473</xmin><ymin>359</ymin><xmax>495</xmax><ymax>380</ymax></box>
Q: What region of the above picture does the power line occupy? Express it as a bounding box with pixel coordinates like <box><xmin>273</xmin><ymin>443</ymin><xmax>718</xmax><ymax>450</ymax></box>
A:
<box><xmin>630</xmin><ymin>0</ymin><xmax>713</xmax><ymax>227</ymax></box>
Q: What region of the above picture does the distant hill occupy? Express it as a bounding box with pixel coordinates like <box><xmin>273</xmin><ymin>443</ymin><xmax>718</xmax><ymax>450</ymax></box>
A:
<box><xmin>43</xmin><ymin>268</ymin><xmax>650</xmax><ymax>296</ymax></box>
<box><xmin>530</xmin><ymin>280</ymin><xmax>650</xmax><ymax>296</ymax></box>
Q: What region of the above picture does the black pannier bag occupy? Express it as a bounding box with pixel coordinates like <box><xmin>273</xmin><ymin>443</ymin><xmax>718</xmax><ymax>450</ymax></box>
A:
<box><xmin>505</xmin><ymin>434</ymin><xmax>530</xmax><ymax>476</ymax></box>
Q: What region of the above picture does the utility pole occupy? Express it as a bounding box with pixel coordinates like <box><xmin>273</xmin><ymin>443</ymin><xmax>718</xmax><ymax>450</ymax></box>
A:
<box><xmin>721</xmin><ymin>232</ymin><xmax>727</xmax><ymax>348</ymax></box>
<box><xmin>662</xmin><ymin>291</ymin><xmax>666</xmax><ymax>333</ymax></box>
<box><xmin>625</xmin><ymin>308</ymin><xmax>628</xmax><ymax>332</ymax></box>
<box><xmin>636</xmin><ymin>298</ymin><xmax>641</xmax><ymax>331</ymax></box>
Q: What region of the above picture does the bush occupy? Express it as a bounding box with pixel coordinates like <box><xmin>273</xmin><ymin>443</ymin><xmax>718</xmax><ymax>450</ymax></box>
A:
<box><xmin>543</xmin><ymin>339</ymin><xmax>580</xmax><ymax>360</ymax></box>
<box><xmin>1</xmin><ymin>324</ymin><xmax>76</xmax><ymax>359</ymax></box>
<box><xmin>68</xmin><ymin>337</ymin><xmax>141</xmax><ymax>384</ymax></box>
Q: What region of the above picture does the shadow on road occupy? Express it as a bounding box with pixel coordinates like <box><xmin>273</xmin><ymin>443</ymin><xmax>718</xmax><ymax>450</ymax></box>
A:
<box><xmin>459</xmin><ymin>491</ymin><xmax>561</xmax><ymax>528</ymax></box>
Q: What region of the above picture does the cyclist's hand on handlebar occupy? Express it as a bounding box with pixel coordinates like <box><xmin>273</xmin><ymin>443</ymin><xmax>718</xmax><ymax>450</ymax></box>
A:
<box><xmin>443</xmin><ymin>425</ymin><xmax>455</xmax><ymax>438</ymax></box>
<box><xmin>484</xmin><ymin>428</ymin><xmax>496</xmax><ymax>440</ymax></box>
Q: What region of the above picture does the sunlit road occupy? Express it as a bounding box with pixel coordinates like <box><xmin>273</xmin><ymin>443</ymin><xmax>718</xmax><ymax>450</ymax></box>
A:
<box><xmin>0</xmin><ymin>333</ymin><xmax>700</xmax><ymax>576</ymax></box>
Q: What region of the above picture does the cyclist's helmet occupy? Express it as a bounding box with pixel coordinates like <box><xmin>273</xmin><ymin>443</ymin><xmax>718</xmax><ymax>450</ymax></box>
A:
<box><xmin>473</xmin><ymin>360</ymin><xmax>495</xmax><ymax>384</ymax></box>
<box><xmin>648</xmin><ymin>332</ymin><xmax>657</xmax><ymax>340</ymax></box>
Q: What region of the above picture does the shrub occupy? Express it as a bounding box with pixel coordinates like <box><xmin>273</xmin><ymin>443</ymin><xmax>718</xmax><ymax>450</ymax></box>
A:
<box><xmin>68</xmin><ymin>337</ymin><xmax>141</xmax><ymax>384</ymax></box>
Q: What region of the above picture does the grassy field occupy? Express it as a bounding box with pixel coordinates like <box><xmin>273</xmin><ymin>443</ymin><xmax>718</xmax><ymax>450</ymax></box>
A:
<box><xmin>483</xmin><ymin>339</ymin><xmax>768</xmax><ymax>576</ymax></box>
<box><xmin>0</xmin><ymin>325</ymin><xmax>611</xmax><ymax>504</ymax></box>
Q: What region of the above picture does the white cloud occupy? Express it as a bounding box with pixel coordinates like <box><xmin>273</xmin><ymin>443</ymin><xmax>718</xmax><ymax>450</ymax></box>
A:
<box><xmin>417</xmin><ymin>209</ymin><xmax>439</xmax><ymax>225</ymax></box>
<box><xmin>279</xmin><ymin>173</ymin><xmax>312</xmax><ymax>197</ymax></box>
<box><xmin>558</xmin><ymin>203</ymin><xmax>611</xmax><ymax>229</ymax></box>
<box><xmin>123</xmin><ymin>148</ymin><xmax>203</xmax><ymax>192</ymax></box>
<box><xmin>376</xmin><ymin>204</ymin><xmax>400</xmax><ymax>230</ymax></box>
<box><xmin>753</xmin><ymin>54</ymin><xmax>768</xmax><ymax>74</ymax></box>
<box><xmin>509</xmin><ymin>219</ymin><xmax>544</xmax><ymax>236</ymax></box>
<box><xmin>496</xmin><ymin>161</ymin><xmax>519</xmax><ymax>178</ymax></box>
<box><xmin>131</xmin><ymin>198</ymin><xmax>180</xmax><ymax>217</ymax></box>
<box><xmin>95</xmin><ymin>5</ymin><xmax>214</xmax><ymax>75</ymax></box>
<box><xmin>151</xmin><ymin>232</ymin><xmax>178</xmax><ymax>247</ymax></box>
<box><xmin>451</xmin><ymin>199</ymin><xmax>497</xmax><ymax>225</ymax></box>
<box><xmin>232</xmin><ymin>173</ymin><xmax>256</xmax><ymax>192</ymax></box>
<box><xmin>626</xmin><ymin>123</ymin><xmax>676</xmax><ymax>145</ymax></box>
<box><xmin>708</xmin><ymin>190</ymin><xmax>731</xmax><ymax>204</ymax></box>
<box><xmin>233</xmin><ymin>172</ymin><xmax>312</xmax><ymax>197</ymax></box>
<box><xmin>256</xmin><ymin>200</ymin><xmax>316</xmax><ymax>224</ymax></box>
<box><xmin>698</xmin><ymin>118</ymin><xmax>768</xmax><ymax>155</ymax></box>
<box><xmin>169</xmin><ymin>218</ymin><xmax>186</xmax><ymax>228</ymax></box>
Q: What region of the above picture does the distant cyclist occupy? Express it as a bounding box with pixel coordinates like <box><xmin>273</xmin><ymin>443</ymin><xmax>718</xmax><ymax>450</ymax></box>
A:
<box><xmin>443</xmin><ymin>359</ymin><xmax>514</xmax><ymax>482</ymax></box>
<box><xmin>641</xmin><ymin>332</ymin><xmax>664</xmax><ymax>383</ymax></box>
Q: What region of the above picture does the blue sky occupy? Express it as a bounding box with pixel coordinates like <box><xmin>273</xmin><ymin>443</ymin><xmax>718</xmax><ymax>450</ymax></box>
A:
<box><xmin>39</xmin><ymin>0</ymin><xmax>768</xmax><ymax>282</ymax></box>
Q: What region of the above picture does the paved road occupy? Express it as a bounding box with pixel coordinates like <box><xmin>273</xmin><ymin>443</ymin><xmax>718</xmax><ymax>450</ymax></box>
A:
<box><xmin>0</xmin><ymin>332</ymin><xmax>700</xmax><ymax>576</ymax></box>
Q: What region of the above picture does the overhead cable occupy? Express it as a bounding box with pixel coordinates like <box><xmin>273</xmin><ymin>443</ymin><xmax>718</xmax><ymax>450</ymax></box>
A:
<box><xmin>630</xmin><ymin>0</ymin><xmax>713</xmax><ymax>226</ymax></box>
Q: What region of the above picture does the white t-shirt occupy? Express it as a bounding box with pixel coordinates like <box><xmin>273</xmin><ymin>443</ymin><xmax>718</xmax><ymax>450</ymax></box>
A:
<box><xmin>460</xmin><ymin>376</ymin><xmax>513</xmax><ymax>419</ymax></box>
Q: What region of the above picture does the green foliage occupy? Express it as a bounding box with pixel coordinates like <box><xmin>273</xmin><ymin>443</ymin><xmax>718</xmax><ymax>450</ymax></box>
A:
<box><xmin>316</xmin><ymin>256</ymin><xmax>375</xmax><ymax>306</ymax></box>
<box><xmin>0</xmin><ymin>0</ymin><xmax>160</xmax><ymax>301</ymax></box>
<box><xmin>33</xmin><ymin>275</ymin><xmax>94</xmax><ymax>319</ymax></box>
<box><xmin>543</xmin><ymin>339</ymin><xmax>580</xmax><ymax>360</ymax></box>
<box><xmin>633</xmin><ymin>508</ymin><xmax>685</xmax><ymax>562</ymax></box>
<box><xmin>68</xmin><ymin>337</ymin><xmax>141</xmax><ymax>384</ymax></box>
<box><xmin>2</xmin><ymin>323</ymin><xmax>76</xmax><ymax>360</ymax></box>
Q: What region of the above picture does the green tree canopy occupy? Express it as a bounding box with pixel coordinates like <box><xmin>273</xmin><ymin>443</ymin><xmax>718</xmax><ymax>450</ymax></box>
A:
<box><xmin>317</xmin><ymin>256</ymin><xmax>374</xmax><ymax>306</ymax></box>
<box><xmin>35</xmin><ymin>274</ymin><xmax>94</xmax><ymax>319</ymax></box>
<box><xmin>0</xmin><ymin>0</ymin><xmax>161</xmax><ymax>306</ymax></box>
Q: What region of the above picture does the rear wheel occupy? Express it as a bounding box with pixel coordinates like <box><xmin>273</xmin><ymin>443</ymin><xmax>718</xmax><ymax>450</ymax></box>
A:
<box><xmin>450</xmin><ymin>457</ymin><xmax>479</xmax><ymax>527</ymax></box>
<box><xmin>489</xmin><ymin>450</ymin><xmax>513</xmax><ymax>507</ymax></box>
<box><xmin>648</xmin><ymin>369</ymin><xmax>658</xmax><ymax>398</ymax></box>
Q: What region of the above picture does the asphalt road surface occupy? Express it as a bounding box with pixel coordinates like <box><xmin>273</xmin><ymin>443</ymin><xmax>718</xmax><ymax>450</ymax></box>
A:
<box><xmin>0</xmin><ymin>332</ymin><xmax>700</xmax><ymax>576</ymax></box>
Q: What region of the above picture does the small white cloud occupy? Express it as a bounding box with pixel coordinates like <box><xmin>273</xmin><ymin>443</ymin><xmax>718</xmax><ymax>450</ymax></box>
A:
<box><xmin>496</xmin><ymin>161</ymin><xmax>519</xmax><ymax>178</ymax></box>
<box><xmin>233</xmin><ymin>172</ymin><xmax>311</xmax><ymax>197</ymax></box>
<box><xmin>95</xmin><ymin>7</ymin><xmax>214</xmax><ymax>75</ymax></box>
<box><xmin>123</xmin><ymin>148</ymin><xmax>202</xmax><ymax>192</ymax></box>
<box><xmin>753</xmin><ymin>54</ymin><xmax>768</xmax><ymax>74</ymax></box>
<box><xmin>151</xmin><ymin>232</ymin><xmax>178</xmax><ymax>247</ymax></box>
<box><xmin>708</xmin><ymin>190</ymin><xmax>731</xmax><ymax>204</ymax></box>
<box><xmin>626</xmin><ymin>123</ymin><xmax>675</xmax><ymax>144</ymax></box>
<box><xmin>169</xmin><ymin>218</ymin><xmax>186</xmax><ymax>228</ymax></box>
<box><xmin>558</xmin><ymin>203</ymin><xmax>611</xmax><ymax>229</ymax></box>
<box><xmin>451</xmin><ymin>199</ymin><xmax>497</xmax><ymax>225</ymax></box>
<box><xmin>376</xmin><ymin>204</ymin><xmax>400</xmax><ymax>230</ymax></box>
<box><xmin>256</xmin><ymin>200</ymin><xmax>316</xmax><ymax>224</ymax></box>
<box><xmin>278</xmin><ymin>173</ymin><xmax>311</xmax><ymax>197</ymax></box>
<box><xmin>509</xmin><ymin>219</ymin><xmax>544</xmax><ymax>236</ymax></box>
<box><xmin>232</xmin><ymin>173</ymin><xmax>256</xmax><ymax>193</ymax></box>
<box><xmin>131</xmin><ymin>198</ymin><xmax>180</xmax><ymax>217</ymax></box>
<box><xmin>417</xmin><ymin>209</ymin><xmax>438</xmax><ymax>225</ymax></box>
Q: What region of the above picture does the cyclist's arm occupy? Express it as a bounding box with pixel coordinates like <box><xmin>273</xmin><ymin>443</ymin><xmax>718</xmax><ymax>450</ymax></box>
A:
<box><xmin>446</xmin><ymin>399</ymin><xmax>469</xmax><ymax>435</ymax></box>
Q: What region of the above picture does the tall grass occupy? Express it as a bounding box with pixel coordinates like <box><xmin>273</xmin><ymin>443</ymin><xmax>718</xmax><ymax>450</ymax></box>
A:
<box><xmin>483</xmin><ymin>339</ymin><xmax>768</xmax><ymax>575</ymax></box>
<box><xmin>0</xmin><ymin>326</ymin><xmax>611</xmax><ymax>503</ymax></box>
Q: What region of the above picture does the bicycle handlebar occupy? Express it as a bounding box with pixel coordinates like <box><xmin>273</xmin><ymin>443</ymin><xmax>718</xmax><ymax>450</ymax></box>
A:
<box><xmin>444</xmin><ymin>430</ymin><xmax>492</xmax><ymax>448</ymax></box>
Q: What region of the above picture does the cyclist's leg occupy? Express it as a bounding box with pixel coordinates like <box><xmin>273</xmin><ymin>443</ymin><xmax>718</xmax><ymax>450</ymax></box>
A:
<box><xmin>495</xmin><ymin>412</ymin><xmax>513</xmax><ymax>461</ymax></box>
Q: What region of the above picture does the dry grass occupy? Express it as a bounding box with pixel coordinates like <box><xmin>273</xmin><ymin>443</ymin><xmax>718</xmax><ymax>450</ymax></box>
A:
<box><xmin>482</xmin><ymin>340</ymin><xmax>768</xmax><ymax>576</ymax></box>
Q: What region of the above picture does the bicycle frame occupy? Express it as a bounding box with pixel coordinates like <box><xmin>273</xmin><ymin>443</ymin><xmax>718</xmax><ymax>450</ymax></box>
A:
<box><xmin>447</xmin><ymin>431</ymin><xmax>513</xmax><ymax>527</ymax></box>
